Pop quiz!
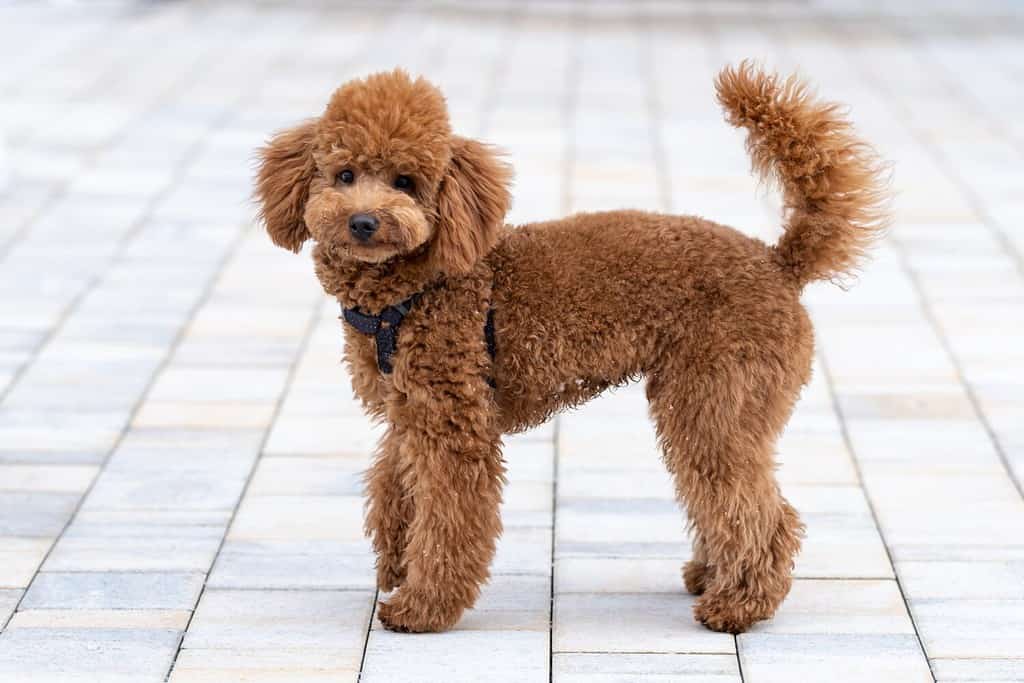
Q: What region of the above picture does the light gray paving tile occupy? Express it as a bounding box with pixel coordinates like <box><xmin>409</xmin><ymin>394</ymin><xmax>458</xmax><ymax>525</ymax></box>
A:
<box><xmin>227</xmin><ymin>495</ymin><xmax>365</xmax><ymax>542</ymax></box>
<box><xmin>558</xmin><ymin>421</ymin><xmax>662</xmax><ymax>471</ymax></box>
<box><xmin>207</xmin><ymin>540</ymin><xmax>373</xmax><ymax>590</ymax></box>
<box><xmin>0</xmin><ymin>627</ymin><xmax>179</xmax><ymax>679</ymax></box>
<box><xmin>556</xmin><ymin>468</ymin><xmax>675</xmax><ymax>500</ymax></box>
<box><xmin>556</xmin><ymin>497</ymin><xmax>688</xmax><ymax>559</ymax></box>
<box><xmin>263</xmin><ymin>415</ymin><xmax>386</xmax><ymax>456</ymax></box>
<box><xmin>0</xmin><ymin>409</ymin><xmax>125</xmax><ymax>454</ymax></box>
<box><xmin>931</xmin><ymin>657</ymin><xmax>1024</xmax><ymax>682</ymax></box>
<box><xmin>0</xmin><ymin>537</ymin><xmax>51</xmax><ymax>588</ymax></box>
<box><xmin>502</xmin><ymin>479</ymin><xmax>553</xmax><ymax>527</ymax></box>
<box><xmin>553</xmin><ymin>653</ymin><xmax>740</xmax><ymax>682</ymax></box>
<box><xmin>554</xmin><ymin>593</ymin><xmax>734</xmax><ymax>655</ymax></box>
<box><xmin>0</xmin><ymin>492</ymin><xmax>79</xmax><ymax>537</ymax></box>
<box><xmin>43</xmin><ymin>533</ymin><xmax>223</xmax><ymax>572</ymax></box>
<box><xmin>897</xmin><ymin>561</ymin><xmax>1024</xmax><ymax>600</ymax></box>
<box><xmin>362</xmin><ymin>630</ymin><xmax>549</xmax><ymax>683</ymax></box>
<box><xmin>502</xmin><ymin>439</ymin><xmax>555</xmax><ymax>483</ymax></box>
<box><xmin>171</xmin><ymin>339</ymin><xmax>304</xmax><ymax>368</ymax></box>
<box><xmin>492</xmin><ymin>525</ymin><xmax>552</xmax><ymax>576</ymax></box>
<box><xmin>738</xmin><ymin>633</ymin><xmax>932</xmax><ymax>683</ymax></box>
<box><xmin>245</xmin><ymin>456</ymin><xmax>364</xmax><ymax>496</ymax></box>
<box><xmin>0</xmin><ymin>464</ymin><xmax>97</xmax><ymax>493</ymax></box>
<box><xmin>181</xmin><ymin>589</ymin><xmax>374</xmax><ymax>651</ymax></box>
<box><xmin>148</xmin><ymin>367</ymin><xmax>290</xmax><ymax>402</ymax></box>
<box><xmin>170</xmin><ymin>648</ymin><xmax>360</xmax><ymax>683</ymax></box>
<box><xmin>111</xmin><ymin>428</ymin><xmax>265</xmax><ymax>461</ymax></box>
<box><xmin>912</xmin><ymin>599</ymin><xmax>1024</xmax><ymax>659</ymax></box>
<box><xmin>751</xmin><ymin>580</ymin><xmax>914</xmax><ymax>635</ymax></box>
<box><xmin>796</xmin><ymin>511</ymin><xmax>894</xmax><ymax>579</ymax></box>
<box><xmin>0</xmin><ymin>449</ymin><xmax>105</xmax><ymax>465</ymax></box>
<box><xmin>132</xmin><ymin>400</ymin><xmax>278</xmax><ymax>429</ymax></box>
<box><xmin>556</xmin><ymin>557</ymin><xmax>684</xmax><ymax>594</ymax></box>
<box><xmin>67</xmin><ymin>508</ymin><xmax>232</xmax><ymax>535</ymax></box>
<box><xmin>82</xmin><ymin>465</ymin><xmax>252</xmax><ymax>512</ymax></box>
<box><xmin>889</xmin><ymin>541</ymin><xmax>1024</xmax><ymax>563</ymax></box>
<box><xmin>21</xmin><ymin>571</ymin><xmax>205</xmax><ymax>610</ymax></box>
<box><xmin>8</xmin><ymin>609</ymin><xmax>190</xmax><ymax>630</ymax></box>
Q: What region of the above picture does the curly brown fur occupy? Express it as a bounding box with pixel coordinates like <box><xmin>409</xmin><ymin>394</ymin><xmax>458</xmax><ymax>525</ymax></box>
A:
<box><xmin>255</xmin><ymin>66</ymin><xmax>889</xmax><ymax>634</ymax></box>
<box><xmin>716</xmin><ymin>61</ymin><xmax>890</xmax><ymax>287</ymax></box>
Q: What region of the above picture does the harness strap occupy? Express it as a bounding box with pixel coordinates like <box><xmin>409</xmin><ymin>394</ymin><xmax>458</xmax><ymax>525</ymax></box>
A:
<box><xmin>484</xmin><ymin>309</ymin><xmax>497</xmax><ymax>389</ymax></box>
<box><xmin>342</xmin><ymin>294</ymin><xmax>496</xmax><ymax>380</ymax></box>
<box><xmin>484</xmin><ymin>308</ymin><xmax>497</xmax><ymax>360</ymax></box>
<box><xmin>341</xmin><ymin>294</ymin><xmax>419</xmax><ymax>374</ymax></box>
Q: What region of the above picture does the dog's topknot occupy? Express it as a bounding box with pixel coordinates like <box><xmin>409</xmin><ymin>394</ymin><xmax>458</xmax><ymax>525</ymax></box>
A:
<box><xmin>318</xmin><ymin>69</ymin><xmax>453</xmax><ymax>190</ymax></box>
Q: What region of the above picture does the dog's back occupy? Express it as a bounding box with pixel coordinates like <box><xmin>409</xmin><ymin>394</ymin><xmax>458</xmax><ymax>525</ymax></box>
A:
<box><xmin>487</xmin><ymin>209</ymin><xmax>803</xmax><ymax>433</ymax></box>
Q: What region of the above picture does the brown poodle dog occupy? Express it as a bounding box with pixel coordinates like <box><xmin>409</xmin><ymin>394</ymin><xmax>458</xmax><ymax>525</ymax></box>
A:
<box><xmin>255</xmin><ymin>62</ymin><xmax>888</xmax><ymax>634</ymax></box>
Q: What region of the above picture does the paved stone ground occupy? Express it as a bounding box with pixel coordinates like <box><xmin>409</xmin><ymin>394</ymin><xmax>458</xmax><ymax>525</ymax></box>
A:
<box><xmin>0</xmin><ymin>1</ymin><xmax>1022</xmax><ymax>681</ymax></box>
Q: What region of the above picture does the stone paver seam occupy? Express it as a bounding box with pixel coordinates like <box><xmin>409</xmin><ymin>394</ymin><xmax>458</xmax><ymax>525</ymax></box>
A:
<box><xmin>818</xmin><ymin>353</ymin><xmax>938</xmax><ymax>683</ymax></box>
<box><xmin>162</xmin><ymin>297</ymin><xmax>325</xmax><ymax>682</ymax></box>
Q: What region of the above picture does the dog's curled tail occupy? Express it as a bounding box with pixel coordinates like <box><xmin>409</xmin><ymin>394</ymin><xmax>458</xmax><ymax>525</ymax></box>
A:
<box><xmin>715</xmin><ymin>61</ymin><xmax>890</xmax><ymax>287</ymax></box>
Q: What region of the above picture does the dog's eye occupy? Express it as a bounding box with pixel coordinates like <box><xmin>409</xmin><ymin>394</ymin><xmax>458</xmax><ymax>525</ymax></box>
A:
<box><xmin>337</xmin><ymin>169</ymin><xmax>355</xmax><ymax>185</ymax></box>
<box><xmin>394</xmin><ymin>175</ymin><xmax>414</xmax><ymax>192</ymax></box>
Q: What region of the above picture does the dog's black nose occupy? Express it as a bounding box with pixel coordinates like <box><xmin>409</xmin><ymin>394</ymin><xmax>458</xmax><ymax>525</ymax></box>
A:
<box><xmin>349</xmin><ymin>213</ymin><xmax>379</xmax><ymax>241</ymax></box>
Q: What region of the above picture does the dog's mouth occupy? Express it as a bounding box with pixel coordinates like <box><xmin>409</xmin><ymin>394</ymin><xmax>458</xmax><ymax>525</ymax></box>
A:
<box><xmin>334</xmin><ymin>239</ymin><xmax>405</xmax><ymax>263</ymax></box>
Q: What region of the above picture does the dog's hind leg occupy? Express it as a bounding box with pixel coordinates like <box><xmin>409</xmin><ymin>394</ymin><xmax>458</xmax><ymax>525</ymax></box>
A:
<box><xmin>646</xmin><ymin>352</ymin><xmax>805</xmax><ymax>633</ymax></box>
<box><xmin>365</xmin><ymin>426</ymin><xmax>415</xmax><ymax>593</ymax></box>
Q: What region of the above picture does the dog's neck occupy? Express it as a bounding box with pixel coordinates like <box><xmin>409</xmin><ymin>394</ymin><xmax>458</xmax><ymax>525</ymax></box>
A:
<box><xmin>313</xmin><ymin>243</ymin><xmax>441</xmax><ymax>313</ymax></box>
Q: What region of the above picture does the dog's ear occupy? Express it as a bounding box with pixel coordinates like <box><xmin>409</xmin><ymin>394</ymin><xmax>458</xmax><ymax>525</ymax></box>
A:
<box><xmin>256</xmin><ymin>120</ymin><xmax>318</xmax><ymax>253</ymax></box>
<box><xmin>429</xmin><ymin>136</ymin><xmax>512</xmax><ymax>275</ymax></box>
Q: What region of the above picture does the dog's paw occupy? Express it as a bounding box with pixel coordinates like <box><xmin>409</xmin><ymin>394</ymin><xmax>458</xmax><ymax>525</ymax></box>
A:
<box><xmin>377</xmin><ymin>588</ymin><xmax>463</xmax><ymax>633</ymax></box>
<box><xmin>682</xmin><ymin>560</ymin><xmax>711</xmax><ymax>595</ymax></box>
<box><xmin>693</xmin><ymin>588</ymin><xmax>775</xmax><ymax>634</ymax></box>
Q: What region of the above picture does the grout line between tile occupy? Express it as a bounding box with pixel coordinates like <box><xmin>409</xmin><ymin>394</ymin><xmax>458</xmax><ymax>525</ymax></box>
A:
<box><xmin>163</xmin><ymin>298</ymin><xmax>325</xmax><ymax>681</ymax></box>
<box><xmin>818</xmin><ymin>353</ymin><xmax>937</xmax><ymax>683</ymax></box>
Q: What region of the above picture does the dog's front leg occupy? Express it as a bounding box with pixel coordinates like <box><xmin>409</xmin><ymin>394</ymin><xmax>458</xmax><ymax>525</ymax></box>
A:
<box><xmin>376</xmin><ymin>388</ymin><xmax>505</xmax><ymax>633</ymax></box>
<box><xmin>365</xmin><ymin>426</ymin><xmax>414</xmax><ymax>593</ymax></box>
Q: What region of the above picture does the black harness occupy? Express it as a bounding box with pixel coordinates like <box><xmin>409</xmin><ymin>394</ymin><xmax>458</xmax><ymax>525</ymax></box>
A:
<box><xmin>342</xmin><ymin>295</ymin><xmax>496</xmax><ymax>382</ymax></box>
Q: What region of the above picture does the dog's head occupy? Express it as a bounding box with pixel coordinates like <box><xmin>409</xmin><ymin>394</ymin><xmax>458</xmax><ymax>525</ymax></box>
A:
<box><xmin>255</xmin><ymin>70</ymin><xmax>512</xmax><ymax>277</ymax></box>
